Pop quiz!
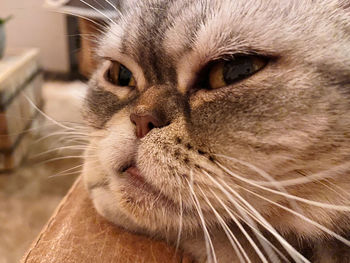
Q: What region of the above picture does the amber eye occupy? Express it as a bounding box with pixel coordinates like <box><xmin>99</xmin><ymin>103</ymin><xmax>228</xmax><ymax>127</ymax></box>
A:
<box><xmin>208</xmin><ymin>56</ymin><xmax>267</xmax><ymax>89</ymax></box>
<box><xmin>106</xmin><ymin>62</ymin><xmax>135</xmax><ymax>87</ymax></box>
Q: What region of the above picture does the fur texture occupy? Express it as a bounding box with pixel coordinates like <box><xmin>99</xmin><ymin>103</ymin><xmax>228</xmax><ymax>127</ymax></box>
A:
<box><xmin>82</xmin><ymin>1</ymin><xmax>350</xmax><ymax>262</ymax></box>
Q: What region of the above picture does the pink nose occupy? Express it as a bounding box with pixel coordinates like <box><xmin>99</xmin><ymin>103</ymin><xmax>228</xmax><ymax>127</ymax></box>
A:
<box><xmin>130</xmin><ymin>113</ymin><xmax>162</xmax><ymax>138</ymax></box>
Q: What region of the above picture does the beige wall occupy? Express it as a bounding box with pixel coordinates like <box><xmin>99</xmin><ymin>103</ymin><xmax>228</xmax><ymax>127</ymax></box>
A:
<box><xmin>0</xmin><ymin>0</ymin><xmax>70</xmax><ymax>73</ymax></box>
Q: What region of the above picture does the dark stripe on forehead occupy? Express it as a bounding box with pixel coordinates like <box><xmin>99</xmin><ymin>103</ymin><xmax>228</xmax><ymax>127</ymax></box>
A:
<box><xmin>135</xmin><ymin>0</ymin><xmax>176</xmax><ymax>84</ymax></box>
<box><xmin>174</xmin><ymin>5</ymin><xmax>207</xmax><ymax>55</ymax></box>
<box><xmin>119</xmin><ymin>0</ymin><xmax>208</xmax><ymax>85</ymax></box>
<box><xmin>166</xmin><ymin>0</ymin><xmax>203</xmax><ymax>50</ymax></box>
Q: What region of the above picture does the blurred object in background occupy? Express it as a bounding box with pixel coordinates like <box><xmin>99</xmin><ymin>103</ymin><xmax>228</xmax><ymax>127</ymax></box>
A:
<box><xmin>1</xmin><ymin>0</ymin><xmax>120</xmax><ymax>80</ymax></box>
<box><xmin>45</xmin><ymin>0</ymin><xmax>120</xmax><ymax>78</ymax></box>
<box><xmin>0</xmin><ymin>0</ymin><xmax>111</xmax><ymax>262</ymax></box>
<box><xmin>45</xmin><ymin>0</ymin><xmax>120</xmax><ymax>18</ymax></box>
<box><xmin>1</xmin><ymin>0</ymin><xmax>70</xmax><ymax>77</ymax></box>
<box><xmin>0</xmin><ymin>48</ymin><xmax>43</xmax><ymax>172</ymax></box>
<box><xmin>0</xmin><ymin>15</ymin><xmax>13</xmax><ymax>59</ymax></box>
<box><xmin>0</xmin><ymin>79</ymin><xmax>87</xmax><ymax>263</ymax></box>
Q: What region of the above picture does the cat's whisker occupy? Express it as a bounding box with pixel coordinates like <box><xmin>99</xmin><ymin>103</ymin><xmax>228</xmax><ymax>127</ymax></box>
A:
<box><xmin>264</xmin><ymin>162</ymin><xmax>350</xmax><ymax>187</ymax></box>
<box><xmin>217</xmin><ymin>154</ymin><xmax>350</xmax><ymax>188</ymax></box>
<box><xmin>64</xmin><ymin>27</ymin><xmax>102</xmax><ymax>44</ymax></box>
<box><xmin>197</xmin><ymin>185</ymin><xmax>250</xmax><ymax>263</ymax></box>
<box><xmin>24</xmin><ymin>94</ymin><xmax>78</xmax><ymax>131</ymax></box>
<box><xmin>187</xmin><ymin>171</ymin><xmax>217</xmax><ymax>263</ymax></box>
<box><xmin>171</xmin><ymin>171</ymin><xmax>185</xmax><ymax>259</ymax></box>
<box><xmin>49</xmin><ymin>170</ymin><xmax>83</xmax><ymax>178</ymax></box>
<box><xmin>48</xmin><ymin>163</ymin><xmax>86</xmax><ymax>178</ymax></box>
<box><xmin>56</xmin><ymin>138</ymin><xmax>90</xmax><ymax>147</ymax></box>
<box><xmin>216</xmin><ymin>154</ymin><xmax>303</xmax><ymax>213</ymax></box>
<box><xmin>37</xmin><ymin>131</ymin><xmax>88</xmax><ymax>139</ymax></box>
<box><xmin>104</xmin><ymin>0</ymin><xmax>120</xmax><ymax>13</ymax></box>
<box><xmin>35</xmin><ymin>154</ymin><xmax>96</xmax><ymax>166</ymax></box>
<box><xmin>215</xmin><ymin>161</ymin><xmax>350</xmax><ymax>212</ymax></box>
<box><xmin>56</xmin><ymin>136</ymin><xmax>89</xmax><ymax>143</ymax></box>
<box><xmin>241</xmin><ymin>186</ymin><xmax>350</xmax><ymax>248</ymax></box>
<box><xmin>79</xmin><ymin>0</ymin><xmax>117</xmax><ymax>26</ymax></box>
<box><xmin>209</xmin><ymin>188</ymin><xmax>290</xmax><ymax>262</ymax></box>
<box><xmin>224</xmin><ymin>202</ymin><xmax>290</xmax><ymax>263</ymax></box>
<box><xmin>52</xmin><ymin>8</ymin><xmax>108</xmax><ymax>31</ymax></box>
<box><xmin>48</xmin><ymin>159</ymin><xmax>99</xmax><ymax>178</ymax></box>
<box><xmin>104</xmin><ymin>0</ymin><xmax>128</xmax><ymax>25</ymax></box>
<box><xmin>203</xmin><ymin>170</ymin><xmax>308</xmax><ymax>263</ymax></box>
<box><xmin>202</xmin><ymin>171</ymin><xmax>281</xmax><ymax>263</ymax></box>
<box><xmin>33</xmin><ymin>144</ymin><xmax>96</xmax><ymax>158</ymax></box>
<box><xmin>33</xmin><ymin>131</ymin><xmax>89</xmax><ymax>144</ymax></box>
<box><xmin>210</xmin><ymin>160</ymin><xmax>350</xmax><ymax>257</ymax></box>
<box><xmin>319</xmin><ymin>179</ymin><xmax>350</xmax><ymax>202</ymax></box>
<box><xmin>65</xmin><ymin>33</ymin><xmax>96</xmax><ymax>38</ymax></box>
<box><xmin>91</xmin><ymin>0</ymin><xmax>108</xmax><ymax>11</ymax></box>
<box><xmin>174</xmin><ymin>192</ymin><xmax>183</xmax><ymax>258</ymax></box>
<box><xmin>0</xmin><ymin>122</ymin><xmax>74</xmax><ymax>138</ymax></box>
<box><xmin>40</xmin><ymin>131</ymin><xmax>89</xmax><ymax>138</ymax></box>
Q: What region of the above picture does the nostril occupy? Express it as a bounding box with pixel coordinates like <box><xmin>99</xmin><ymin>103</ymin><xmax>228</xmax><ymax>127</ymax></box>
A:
<box><xmin>147</xmin><ymin>122</ymin><xmax>155</xmax><ymax>130</ymax></box>
<box><xmin>130</xmin><ymin>113</ymin><xmax>137</xmax><ymax>125</ymax></box>
<box><xmin>130</xmin><ymin>113</ymin><xmax>163</xmax><ymax>138</ymax></box>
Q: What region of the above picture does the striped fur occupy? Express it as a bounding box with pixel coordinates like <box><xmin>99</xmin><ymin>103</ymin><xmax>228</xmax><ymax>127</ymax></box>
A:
<box><xmin>82</xmin><ymin>1</ymin><xmax>350</xmax><ymax>262</ymax></box>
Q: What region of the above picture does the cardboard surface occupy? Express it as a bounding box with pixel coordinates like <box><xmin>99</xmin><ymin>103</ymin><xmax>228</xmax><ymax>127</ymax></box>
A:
<box><xmin>21</xmin><ymin>177</ymin><xmax>193</xmax><ymax>263</ymax></box>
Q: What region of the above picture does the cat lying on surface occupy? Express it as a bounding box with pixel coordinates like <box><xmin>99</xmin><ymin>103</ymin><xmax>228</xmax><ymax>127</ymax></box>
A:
<box><xmin>82</xmin><ymin>0</ymin><xmax>350</xmax><ymax>262</ymax></box>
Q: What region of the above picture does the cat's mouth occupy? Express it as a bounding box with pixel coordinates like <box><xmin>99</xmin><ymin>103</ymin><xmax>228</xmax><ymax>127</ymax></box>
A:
<box><xmin>123</xmin><ymin>165</ymin><xmax>147</xmax><ymax>186</ymax></box>
<box><xmin>115</xmin><ymin>161</ymin><xmax>179</xmax><ymax>209</ymax></box>
<box><xmin>118</xmin><ymin>163</ymin><xmax>164</xmax><ymax>200</ymax></box>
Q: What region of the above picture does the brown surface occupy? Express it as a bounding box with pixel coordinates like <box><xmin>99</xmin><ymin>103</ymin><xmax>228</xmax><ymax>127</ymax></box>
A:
<box><xmin>21</xmin><ymin>177</ymin><xmax>192</xmax><ymax>263</ymax></box>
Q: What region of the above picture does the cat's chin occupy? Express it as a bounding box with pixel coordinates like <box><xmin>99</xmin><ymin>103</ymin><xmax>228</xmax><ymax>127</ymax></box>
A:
<box><xmin>103</xmin><ymin>160</ymin><xmax>166</xmax><ymax>205</ymax></box>
<box><xmin>91</xmin><ymin>186</ymin><xmax>148</xmax><ymax>234</ymax></box>
<box><xmin>85</xmin><ymin>164</ymin><xmax>182</xmax><ymax>235</ymax></box>
<box><xmin>120</xmin><ymin>166</ymin><xmax>176</xmax><ymax>206</ymax></box>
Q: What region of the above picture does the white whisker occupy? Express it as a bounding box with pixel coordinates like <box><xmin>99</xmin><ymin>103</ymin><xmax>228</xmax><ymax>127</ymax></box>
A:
<box><xmin>104</xmin><ymin>0</ymin><xmax>123</xmax><ymax>18</ymax></box>
<box><xmin>33</xmin><ymin>131</ymin><xmax>88</xmax><ymax>144</ymax></box>
<box><xmin>24</xmin><ymin>94</ymin><xmax>75</xmax><ymax>131</ymax></box>
<box><xmin>49</xmin><ymin>164</ymin><xmax>85</xmax><ymax>178</ymax></box>
<box><xmin>242</xmin><ymin>187</ymin><xmax>350</xmax><ymax>248</ymax></box>
<box><xmin>35</xmin><ymin>155</ymin><xmax>96</xmax><ymax>166</ymax></box>
<box><xmin>203</xmin><ymin>171</ymin><xmax>280</xmax><ymax>263</ymax></box>
<box><xmin>32</xmin><ymin>145</ymin><xmax>95</xmax><ymax>158</ymax></box>
<box><xmin>217</xmin><ymin>154</ymin><xmax>350</xmax><ymax>188</ymax></box>
<box><xmin>174</xmin><ymin>192</ymin><xmax>183</xmax><ymax>256</ymax></box>
<box><xmin>203</xmin><ymin>170</ymin><xmax>309</xmax><ymax>263</ymax></box>
<box><xmin>216</xmin><ymin>154</ymin><xmax>303</xmax><ymax>213</ymax></box>
<box><xmin>215</xmin><ymin>161</ymin><xmax>350</xmax><ymax>212</ymax></box>
<box><xmin>187</xmin><ymin>171</ymin><xmax>217</xmax><ymax>263</ymax></box>
<box><xmin>80</xmin><ymin>0</ymin><xmax>117</xmax><ymax>25</ymax></box>
<box><xmin>197</xmin><ymin>185</ymin><xmax>250</xmax><ymax>263</ymax></box>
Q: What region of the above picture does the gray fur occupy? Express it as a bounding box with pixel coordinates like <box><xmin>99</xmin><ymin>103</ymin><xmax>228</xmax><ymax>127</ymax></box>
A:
<box><xmin>82</xmin><ymin>0</ymin><xmax>350</xmax><ymax>262</ymax></box>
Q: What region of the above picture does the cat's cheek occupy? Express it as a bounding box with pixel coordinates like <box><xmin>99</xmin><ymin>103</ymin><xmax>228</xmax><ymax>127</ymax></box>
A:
<box><xmin>90</xmin><ymin>187</ymin><xmax>144</xmax><ymax>232</ymax></box>
<box><xmin>98</xmin><ymin>109</ymin><xmax>137</xmax><ymax>176</ymax></box>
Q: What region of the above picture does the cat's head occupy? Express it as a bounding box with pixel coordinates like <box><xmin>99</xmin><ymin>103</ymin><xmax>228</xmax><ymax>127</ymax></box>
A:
<box><xmin>83</xmin><ymin>0</ymin><xmax>350</xmax><ymax>242</ymax></box>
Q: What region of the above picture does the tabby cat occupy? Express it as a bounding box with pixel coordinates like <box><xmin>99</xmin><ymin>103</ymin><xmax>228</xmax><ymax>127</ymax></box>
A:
<box><xmin>82</xmin><ymin>0</ymin><xmax>350</xmax><ymax>262</ymax></box>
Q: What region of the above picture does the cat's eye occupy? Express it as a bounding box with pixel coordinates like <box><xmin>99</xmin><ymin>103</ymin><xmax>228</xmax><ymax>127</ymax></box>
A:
<box><xmin>106</xmin><ymin>62</ymin><xmax>135</xmax><ymax>87</ymax></box>
<box><xmin>208</xmin><ymin>56</ymin><xmax>267</xmax><ymax>89</ymax></box>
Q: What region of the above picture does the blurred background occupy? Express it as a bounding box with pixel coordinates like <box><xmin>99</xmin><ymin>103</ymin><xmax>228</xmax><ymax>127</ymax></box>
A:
<box><xmin>0</xmin><ymin>1</ymin><xmax>118</xmax><ymax>262</ymax></box>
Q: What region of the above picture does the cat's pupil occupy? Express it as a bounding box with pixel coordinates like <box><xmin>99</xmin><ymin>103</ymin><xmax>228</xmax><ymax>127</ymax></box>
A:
<box><xmin>118</xmin><ymin>64</ymin><xmax>132</xmax><ymax>86</ymax></box>
<box><xmin>223</xmin><ymin>57</ymin><xmax>255</xmax><ymax>84</ymax></box>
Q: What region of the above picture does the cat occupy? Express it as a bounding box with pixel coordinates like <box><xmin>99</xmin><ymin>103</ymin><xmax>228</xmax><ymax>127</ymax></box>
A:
<box><xmin>81</xmin><ymin>0</ymin><xmax>350</xmax><ymax>262</ymax></box>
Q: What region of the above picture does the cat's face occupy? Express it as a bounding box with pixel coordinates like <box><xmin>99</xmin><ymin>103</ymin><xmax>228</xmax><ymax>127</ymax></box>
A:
<box><xmin>83</xmin><ymin>0</ymin><xmax>350</xmax><ymax>250</ymax></box>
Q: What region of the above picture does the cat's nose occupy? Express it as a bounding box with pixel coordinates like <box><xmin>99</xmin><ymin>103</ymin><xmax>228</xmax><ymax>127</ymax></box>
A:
<box><xmin>130</xmin><ymin>113</ymin><xmax>163</xmax><ymax>138</ymax></box>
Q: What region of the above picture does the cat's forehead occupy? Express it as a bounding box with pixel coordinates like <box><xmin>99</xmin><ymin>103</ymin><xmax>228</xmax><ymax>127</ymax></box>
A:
<box><xmin>99</xmin><ymin>0</ymin><xmax>345</xmax><ymax>89</ymax></box>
